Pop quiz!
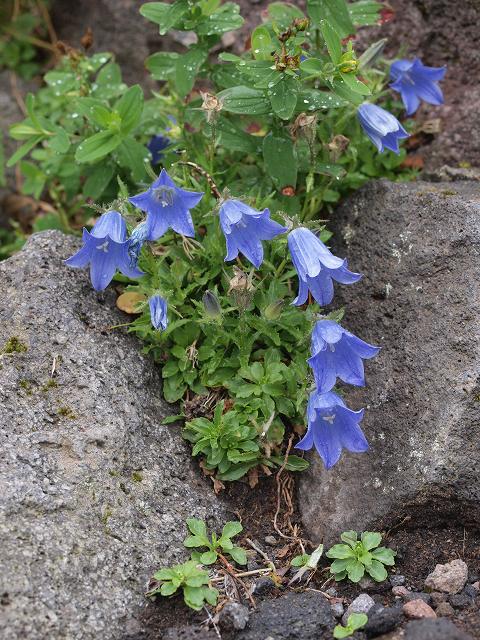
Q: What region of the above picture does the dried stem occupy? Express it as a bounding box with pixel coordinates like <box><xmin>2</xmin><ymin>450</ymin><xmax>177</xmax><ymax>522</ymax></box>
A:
<box><xmin>177</xmin><ymin>161</ymin><xmax>221</xmax><ymax>200</ymax></box>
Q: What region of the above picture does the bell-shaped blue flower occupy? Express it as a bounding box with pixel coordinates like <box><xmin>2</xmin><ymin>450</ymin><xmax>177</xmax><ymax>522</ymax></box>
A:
<box><xmin>219</xmin><ymin>199</ymin><xmax>286</xmax><ymax>269</ymax></box>
<box><xmin>287</xmin><ymin>227</ymin><xmax>361</xmax><ymax>307</ymax></box>
<box><xmin>147</xmin><ymin>135</ymin><xmax>170</xmax><ymax>165</ymax></box>
<box><xmin>65</xmin><ymin>211</ymin><xmax>144</xmax><ymax>291</ymax></box>
<box><xmin>296</xmin><ymin>390</ymin><xmax>368</xmax><ymax>469</ymax></box>
<box><xmin>390</xmin><ymin>58</ymin><xmax>446</xmax><ymax>115</ymax></box>
<box><xmin>308</xmin><ymin>320</ymin><xmax>380</xmax><ymax>393</ymax></box>
<box><xmin>357</xmin><ymin>103</ymin><xmax>409</xmax><ymax>154</ymax></box>
<box><xmin>128</xmin><ymin>221</ymin><xmax>149</xmax><ymax>269</ymax></box>
<box><xmin>149</xmin><ymin>295</ymin><xmax>168</xmax><ymax>331</ymax></box>
<box><xmin>129</xmin><ymin>169</ymin><xmax>203</xmax><ymax>241</ymax></box>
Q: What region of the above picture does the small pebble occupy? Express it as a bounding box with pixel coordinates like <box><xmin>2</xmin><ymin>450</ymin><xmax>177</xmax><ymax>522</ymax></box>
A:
<box><xmin>390</xmin><ymin>574</ymin><xmax>406</xmax><ymax>587</ymax></box>
<box><xmin>435</xmin><ymin>602</ymin><xmax>455</xmax><ymax>617</ymax></box>
<box><xmin>403</xmin><ymin>599</ymin><xmax>437</xmax><ymax>620</ymax></box>
<box><xmin>330</xmin><ymin>601</ymin><xmax>344</xmax><ymax>619</ymax></box>
<box><xmin>364</xmin><ymin>603</ymin><xmax>404</xmax><ymax>636</ymax></box>
<box><xmin>430</xmin><ymin>591</ymin><xmax>448</xmax><ymax>606</ymax></box>
<box><xmin>424</xmin><ymin>559</ymin><xmax>468</xmax><ymax>594</ymax></box>
<box><xmin>472</xmin><ymin>581</ymin><xmax>479</xmax><ymax>592</ymax></box>
<box><xmin>326</xmin><ymin>587</ymin><xmax>337</xmax><ymax>597</ymax></box>
<box><xmin>342</xmin><ymin>593</ymin><xmax>375</xmax><ymax>625</ymax></box>
<box><xmin>218</xmin><ymin>603</ymin><xmax>249</xmax><ymax>631</ymax></box>
<box><xmin>468</xmin><ymin>571</ymin><xmax>480</xmax><ymax>583</ymax></box>
<box><xmin>264</xmin><ymin>535</ymin><xmax>278</xmax><ymax>546</ymax></box>
<box><xmin>404</xmin><ymin>592</ymin><xmax>432</xmax><ymax>605</ymax></box>
<box><xmin>392</xmin><ymin>586</ymin><xmax>410</xmax><ymax>598</ymax></box>
<box><xmin>462</xmin><ymin>584</ymin><xmax>478</xmax><ymax>598</ymax></box>
<box><xmin>253</xmin><ymin>577</ymin><xmax>276</xmax><ymax>596</ymax></box>
<box><xmin>448</xmin><ymin>593</ymin><xmax>472</xmax><ymax>609</ymax></box>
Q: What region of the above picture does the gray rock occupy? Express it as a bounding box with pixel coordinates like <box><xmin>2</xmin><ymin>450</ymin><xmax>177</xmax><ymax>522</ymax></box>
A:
<box><xmin>404</xmin><ymin>592</ymin><xmax>432</xmax><ymax>606</ymax></box>
<box><xmin>430</xmin><ymin>592</ymin><xmax>448</xmax><ymax>606</ymax></box>
<box><xmin>252</xmin><ymin>576</ymin><xmax>276</xmax><ymax>596</ymax></box>
<box><xmin>425</xmin><ymin>560</ymin><xmax>469</xmax><ymax>594</ymax></box>
<box><xmin>330</xmin><ymin>601</ymin><xmax>344</xmax><ymax>618</ymax></box>
<box><xmin>435</xmin><ymin>602</ymin><xmax>455</xmax><ymax>617</ymax></box>
<box><xmin>342</xmin><ymin>593</ymin><xmax>375</xmax><ymax>625</ymax></box>
<box><xmin>448</xmin><ymin>593</ymin><xmax>472</xmax><ymax>609</ymax></box>
<box><xmin>298</xmin><ymin>180</ymin><xmax>480</xmax><ymax>543</ymax></box>
<box><xmin>403</xmin><ymin>618</ymin><xmax>474</xmax><ymax>640</ymax></box>
<box><xmin>236</xmin><ymin>590</ymin><xmax>335</xmax><ymax>640</ymax></box>
<box><xmin>364</xmin><ymin>604</ymin><xmax>403</xmax><ymax>638</ymax></box>
<box><xmin>462</xmin><ymin>583</ymin><xmax>478</xmax><ymax>599</ymax></box>
<box><xmin>389</xmin><ymin>575</ymin><xmax>406</xmax><ymax>587</ymax></box>
<box><xmin>218</xmin><ymin>602</ymin><xmax>249</xmax><ymax>631</ymax></box>
<box><xmin>0</xmin><ymin>231</ymin><xmax>227</xmax><ymax>640</ymax></box>
<box><xmin>162</xmin><ymin>627</ymin><xmax>216</xmax><ymax>640</ymax></box>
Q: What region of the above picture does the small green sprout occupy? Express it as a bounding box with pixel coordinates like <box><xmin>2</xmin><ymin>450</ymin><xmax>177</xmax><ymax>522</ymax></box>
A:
<box><xmin>326</xmin><ymin>530</ymin><xmax>396</xmax><ymax>583</ymax></box>
<box><xmin>183</xmin><ymin>518</ymin><xmax>247</xmax><ymax>566</ymax></box>
<box><xmin>289</xmin><ymin>543</ymin><xmax>324</xmax><ymax>585</ymax></box>
<box><xmin>147</xmin><ymin>560</ymin><xmax>218</xmax><ymax>611</ymax></box>
<box><xmin>333</xmin><ymin>613</ymin><xmax>368</xmax><ymax>638</ymax></box>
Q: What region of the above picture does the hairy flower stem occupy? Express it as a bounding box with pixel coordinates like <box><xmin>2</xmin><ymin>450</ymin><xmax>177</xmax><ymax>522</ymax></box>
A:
<box><xmin>176</xmin><ymin>161</ymin><xmax>221</xmax><ymax>200</ymax></box>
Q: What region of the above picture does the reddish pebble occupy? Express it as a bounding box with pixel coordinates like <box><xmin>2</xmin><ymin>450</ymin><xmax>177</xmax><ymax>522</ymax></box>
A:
<box><xmin>403</xmin><ymin>599</ymin><xmax>437</xmax><ymax>620</ymax></box>
<box><xmin>392</xmin><ymin>586</ymin><xmax>410</xmax><ymax>598</ymax></box>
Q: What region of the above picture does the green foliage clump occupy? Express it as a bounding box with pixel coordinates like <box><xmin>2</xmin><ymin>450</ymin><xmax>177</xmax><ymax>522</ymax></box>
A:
<box><xmin>184</xmin><ymin>518</ymin><xmax>247</xmax><ymax>565</ymax></box>
<box><xmin>326</xmin><ymin>530</ymin><xmax>396</xmax><ymax>583</ymax></box>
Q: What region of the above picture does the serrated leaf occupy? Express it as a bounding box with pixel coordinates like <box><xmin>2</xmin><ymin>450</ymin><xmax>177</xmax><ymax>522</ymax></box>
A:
<box><xmin>340</xmin><ymin>530</ymin><xmax>358</xmax><ymax>547</ymax></box>
<box><xmin>217</xmin><ymin>86</ymin><xmax>271</xmax><ymax>115</ymax></box>
<box><xmin>183</xmin><ymin>585</ymin><xmax>205</xmax><ymax>610</ymax></box>
<box><xmin>347</xmin><ymin>559</ymin><xmax>364</xmax><ymax>582</ymax></box>
<box><xmin>371</xmin><ymin>546</ymin><xmax>396</xmax><ymax>566</ymax></box>
<box><xmin>326</xmin><ymin>543</ymin><xmax>355</xmax><ymax>559</ymax></box>
<box><xmin>186</xmin><ymin>518</ymin><xmax>208</xmax><ymax>539</ymax></box>
<box><xmin>229</xmin><ymin>546</ymin><xmax>247</xmax><ymax>565</ymax></box>
<box><xmin>269</xmin><ymin>74</ymin><xmax>298</xmax><ymax>119</ymax></box>
<box><xmin>160</xmin><ymin>582</ymin><xmax>178</xmax><ymax>596</ymax></box>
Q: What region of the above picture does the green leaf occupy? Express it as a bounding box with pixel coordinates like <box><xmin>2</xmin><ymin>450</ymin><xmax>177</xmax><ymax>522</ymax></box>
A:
<box><xmin>263</xmin><ymin>131</ymin><xmax>297</xmax><ymax>189</ymax></box>
<box><xmin>75</xmin><ymin>130</ymin><xmax>121</xmax><ymax>163</ymax></box>
<box><xmin>83</xmin><ymin>164</ymin><xmax>115</xmax><ymax>200</ymax></box>
<box><xmin>297</xmin><ymin>89</ymin><xmax>348</xmax><ymax>111</ymax></box>
<box><xmin>348</xmin><ymin>0</ymin><xmax>382</xmax><ymax>26</ymax></box>
<box><xmin>291</xmin><ymin>554</ymin><xmax>310</xmax><ymax>567</ymax></box>
<box><xmin>361</xmin><ymin>531</ymin><xmax>382</xmax><ymax>551</ymax></box>
<box><xmin>200</xmin><ymin>551</ymin><xmax>218</xmax><ymax>565</ymax></box>
<box><xmin>358</xmin><ymin>38</ymin><xmax>387</xmax><ymax>69</ymax></box>
<box><xmin>145</xmin><ymin>52</ymin><xmax>179</xmax><ymax>80</ymax></box>
<box><xmin>116</xmin><ymin>138</ymin><xmax>149</xmax><ymax>182</ymax></box>
<box><xmin>347</xmin><ymin>560</ymin><xmax>365</xmax><ymax>582</ymax></box>
<box><xmin>268</xmin><ymin>2</ymin><xmax>305</xmax><ymax>27</ymax></box>
<box><xmin>229</xmin><ymin>546</ymin><xmax>247</xmax><ymax>565</ymax></box>
<box><xmin>308</xmin><ymin>0</ymin><xmax>354</xmax><ymax>38</ymax></box>
<box><xmin>183</xmin><ymin>535</ymin><xmax>207</xmax><ymax>548</ymax></box>
<box><xmin>330</xmin><ymin>558</ymin><xmax>351</xmax><ymax>573</ymax></box>
<box><xmin>19</xmin><ymin>161</ymin><xmax>45</xmax><ymax>199</ymax></box>
<box><xmin>330</xmin><ymin>77</ymin><xmax>364</xmax><ymax>105</ymax></box>
<box><xmin>269</xmin><ymin>75</ymin><xmax>298</xmax><ymax>120</ymax></box>
<box><xmin>196</xmin><ymin>2</ymin><xmax>244</xmax><ymax>35</ymax></box>
<box><xmin>326</xmin><ymin>544</ymin><xmax>355</xmax><ymax>559</ymax></box>
<box><xmin>186</xmin><ymin>518</ymin><xmax>208</xmax><ymax>539</ymax></box>
<box><xmin>9</xmin><ymin>122</ymin><xmax>43</xmax><ymax>140</ymax></box>
<box><xmin>340</xmin><ymin>530</ymin><xmax>358</xmax><ymax>547</ymax></box>
<box><xmin>217</xmin><ymin>86</ymin><xmax>271</xmax><ymax>115</ymax></box>
<box><xmin>251</xmin><ymin>26</ymin><xmax>273</xmax><ymax>60</ymax></box>
<box><xmin>47</xmin><ymin>127</ymin><xmax>70</xmax><ymax>153</ymax></box>
<box><xmin>221</xmin><ymin>521</ymin><xmax>243</xmax><ymax>539</ymax></box>
<box><xmin>333</xmin><ymin>625</ymin><xmax>354</xmax><ymax>639</ymax></box>
<box><xmin>340</xmin><ymin>72</ymin><xmax>371</xmax><ymax>95</ymax></box>
<box><xmin>160</xmin><ymin>582</ymin><xmax>178</xmax><ymax>596</ymax></box>
<box><xmin>349</xmin><ymin>612</ymin><xmax>368</xmax><ymax>631</ymax></box>
<box><xmin>320</xmin><ymin>20</ymin><xmax>342</xmax><ymax>63</ymax></box>
<box><xmin>183</xmin><ymin>585</ymin><xmax>205</xmax><ymax>610</ymax></box>
<box><xmin>275</xmin><ymin>455</ymin><xmax>309</xmax><ymax>472</ymax></box>
<box><xmin>367</xmin><ymin>559</ymin><xmax>388</xmax><ymax>582</ymax></box>
<box><xmin>116</xmin><ymin>85</ymin><xmax>144</xmax><ymax>134</ymax></box>
<box><xmin>203</xmin><ymin>586</ymin><xmax>218</xmax><ymax>606</ymax></box>
<box><xmin>7</xmin><ymin>135</ymin><xmax>43</xmax><ymax>167</ymax></box>
<box><xmin>175</xmin><ymin>48</ymin><xmax>208</xmax><ymax>97</ymax></box>
<box><xmin>140</xmin><ymin>0</ymin><xmax>189</xmax><ymax>34</ymax></box>
<box><xmin>215</xmin><ymin>118</ymin><xmax>260</xmax><ymax>154</ymax></box>
<box><xmin>371</xmin><ymin>547</ymin><xmax>396</xmax><ymax>566</ymax></box>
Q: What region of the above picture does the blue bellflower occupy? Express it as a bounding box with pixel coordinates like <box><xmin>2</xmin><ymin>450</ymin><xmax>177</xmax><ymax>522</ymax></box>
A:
<box><xmin>149</xmin><ymin>295</ymin><xmax>168</xmax><ymax>331</ymax></box>
<box><xmin>128</xmin><ymin>221</ymin><xmax>149</xmax><ymax>269</ymax></box>
<box><xmin>296</xmin><ymin>390</ymin><xmax>368</xmax><ymax>469</ymax></box>
<box><xmin>219</xmin><ymin>199</ymin><xmax>286</xmax><ymax>268</ymax></box>
<box><xmin>357</xmin><ymin>103</ymin><xmax>409</xmax><ymax>154</ymax></box>
<box><xmin>390</xmin><ymin>58</ymin><xmax>446</xmax><ymax>115</ymax></box>
<box><xmin>129</xmin><ymin>169</ymin><xmax>203</xmax><ymax>241</ymax></box>
<box><xmin>147</xmin><ymin>135</ymin><xmax>170</xmax><ymax>165</ymax></box>
<box><xmin>65</xmin><ymin>211</ymin><xmax>144</xmax><ymax>291</ymax></box>
<box><xmin>308</xmin><ymin>320</ymin><xmax>380</xmax><ymax>393</ymax></box>
<box><xmin>287</xmin><ymin>227</ymin><xmax>361</xmax><ymax>306</ymax></box>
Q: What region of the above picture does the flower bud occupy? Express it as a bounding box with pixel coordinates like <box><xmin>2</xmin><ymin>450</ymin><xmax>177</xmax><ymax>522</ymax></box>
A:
<box><xmin>264</xmin><ymin>299</ymin><xmax>284</xmax><ymax>320</ymax></box>
<box><xmin>202</xmin><ymin>290</ymin><xmax>222</xmax><ymax>318</ymax></box>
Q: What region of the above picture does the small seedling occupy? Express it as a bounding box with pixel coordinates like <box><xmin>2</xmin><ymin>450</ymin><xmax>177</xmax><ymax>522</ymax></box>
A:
<box><xmin>147</xmin><ymin>559</ymin><xmax>218</xmax><ymax>611</ymax></box>
<box><xmin>333</xmin><ymin>613</ymin><xmax>368</xmax><ymax>638</ymax></box>
<box><xmin>183</xmin><ymin>518</ymin><xmax>247</xmax><ymax>565</ymax></box>
<box><xmin>326</xmin><ymin>530</ymin><xmax>395</xmax><ymax>583</ymax></box>
<box><xmin>289</xmin><ymin>543</ymin><xmax>324</xmax><ymax>585</ymax></box>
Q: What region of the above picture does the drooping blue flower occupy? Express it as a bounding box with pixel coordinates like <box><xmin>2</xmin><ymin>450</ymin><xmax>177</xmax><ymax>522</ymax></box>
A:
<box><xmin>149</xmin><ymin>295</ymin><xmax>168</xmax><ymax>331</ymax></box>
<box><xmin>287</xmin><ymin>227</ymin><xmax>361</xmax><ymax>307</ymax></box>
<box><xmin>296</xmin><ymin>390</ymin><xmax>368</xmax><ymax>469</ymax></box>
<box><xmin>129</xmin><ymin>169</ymin><xmax>203</xmax><ymax>241</ymax></box>
<box><xmin>308</xmin><ymin>320</ymin><xmax>380</xmax><ymax>393</ymax></box>
<box><xmin>147</xmin><ymin>135</ymin><xmax>170</xmax><ymax>165</ymax></box>
<box><xmin>357</xmin><ymin>103</ymin><xmax>409</xmax><ymax>154</ymax></box>
<box><xmin>65</xmin><ymin>211</ymin><xmax>144</xmax><ymax>291</ymax></box>
<box><xmin>128</xmin><ymin>221</ymin><xmax>149</xmax><ymax>269</ymax></box>
<box><xmin>390</xmin><ymin>58</ymin><xmax>446</xmax><ymax>115</ymax></box>
<box><xmin>219</xmin><ymin>199</ymin><xmax>287</xmax><ymax>268</ymax></box>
